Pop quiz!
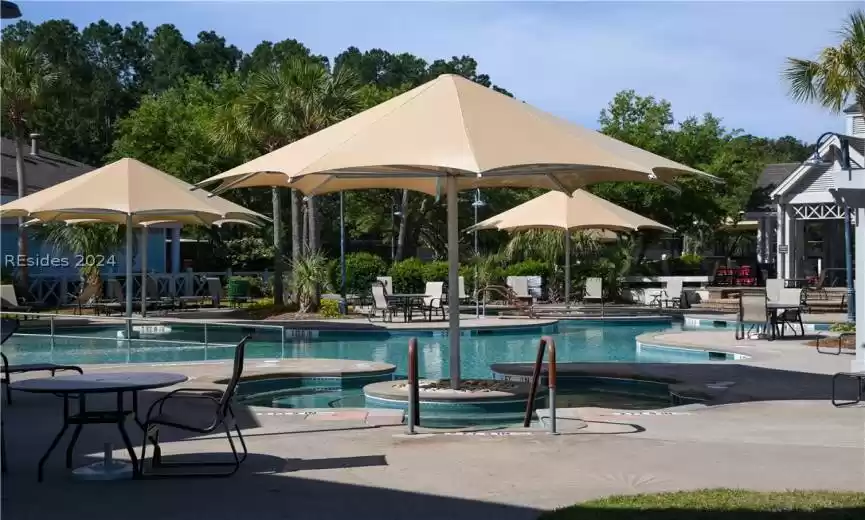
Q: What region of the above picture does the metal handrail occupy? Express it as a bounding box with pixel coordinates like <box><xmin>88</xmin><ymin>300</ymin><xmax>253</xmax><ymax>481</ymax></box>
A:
<box><xmin>406</xmin><ymin>338</ymin><xmax>420</xmax><ymax>434</ymax></box>
<box><xmin>473</xmin><ymin>285</ymin><xmax>535</xmax><ymax>318</ymax></box>
<box><xmin>523</xmin><ymin>335</ymin><xmax>557</xmax><ymax>434</ymax></box>
<box><xmin>1</xmin><ymin>311</ymin><xmax>286</xmax><ymax>358</ymax></box>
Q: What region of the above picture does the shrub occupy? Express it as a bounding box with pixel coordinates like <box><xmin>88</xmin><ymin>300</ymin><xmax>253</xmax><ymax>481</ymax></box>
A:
<box><xmin>319</xmin><ymin>299</ymin><xmax>341</xmax><ymax>318</ymax></box>
<box><xmin>474</xmin><ymin>255</ymin><xmax>506</xmax><ymax>290</ymax></box>
<box><xmin>505</xmin><ymin>259</ymin><xmax>550</xmax><ymax>278</ymax></box>
<box><xmin>344</xmin><ymin>252</ymin><xmax>387</xmax><ymax>295</ymax></box>
<box><xmin>679</xmin><ymin>253</ymin><xmax>703</xmax><ymax>267</ymax></box>
<box><xmin>423</xmin><ymin>261</ymin><xmax>449</xmax><ymax>283</ymax></box>
<box><xmin>390</xmin><ymin>258</ymin><xmax>426</xmax><ymax>293</ymax></box>
<box><xmin>829</xmin><ymin>322</ymin><xmax>855</xmax><ymax>333</ymax></box>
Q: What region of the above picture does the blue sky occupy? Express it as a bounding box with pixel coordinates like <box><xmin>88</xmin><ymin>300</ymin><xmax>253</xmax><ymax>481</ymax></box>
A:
<box><xmin>7</xmin><ymin>1</ymin><xmax>862</xmax><ymax>141</ymax></box>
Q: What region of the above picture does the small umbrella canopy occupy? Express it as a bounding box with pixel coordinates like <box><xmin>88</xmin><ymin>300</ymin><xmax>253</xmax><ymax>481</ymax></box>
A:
<box><xmin>1</xmin><ymin>158</ymin><xmax>267</xmax><ymax>316</ymax></box>
<box><xmin>0</xmin><ymin>158</ymin><xmax>268</xmax><ymax>226</ymax></box>
<box><xmin>195</xmin><ymin>74</ymin><xmax>713</xmax><ymax>390</ymax></box>
<box><xmin>466</xmin><ymin>190</ymin><xmax>675</xmax><ymax>233</ymax></box>
<box><xmin>466</xmin><ymin>190</ymin><xmax>674</xmax><ymax>307</ymax></box>
<box><xmin>197</xmin><ymin>74</ymin><xmax>716</xmax><ymax>196</ymax></box>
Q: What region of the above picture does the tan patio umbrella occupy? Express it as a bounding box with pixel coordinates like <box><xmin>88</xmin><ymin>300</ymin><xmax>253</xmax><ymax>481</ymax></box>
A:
<box><xmin>466</xmin><ymin>189</ymin><xmax>675</xmax><ymax>307</ymax></box>
<box><xmin>196</xmin><ymin>74</ymin><xmax>714</xmax><ymax>389</ymax></box>
<box><xmin>1</xmin><ymin>158</ymin><xmax>267</xmax><ymax>316</ymax></box>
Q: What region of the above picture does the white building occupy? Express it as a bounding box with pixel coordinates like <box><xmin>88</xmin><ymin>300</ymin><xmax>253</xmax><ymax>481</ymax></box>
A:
<box><xmin>754</xmin><ymin>105</ymin><xmax>865</xmax><ymax>284</ymax></box>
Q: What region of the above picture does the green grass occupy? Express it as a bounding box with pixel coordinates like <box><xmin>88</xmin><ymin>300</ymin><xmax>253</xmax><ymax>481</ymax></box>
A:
<box><xmin>539</xmin><ymin>489</ymin><xmax>865</xmax><ymax>519</ymax></box>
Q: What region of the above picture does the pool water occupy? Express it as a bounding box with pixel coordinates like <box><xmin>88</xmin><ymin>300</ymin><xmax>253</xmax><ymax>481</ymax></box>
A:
<box><xmin>0</xmin><ymin>320</ymin><xmax>718</xmax><ymax>380</ymax></box>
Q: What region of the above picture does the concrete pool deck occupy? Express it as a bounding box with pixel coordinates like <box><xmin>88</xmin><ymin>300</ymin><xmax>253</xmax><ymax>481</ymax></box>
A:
<box><xmin>2</xmin><ymin>327</ymin><xmax>864</xmax><ymax>519</ymax></box>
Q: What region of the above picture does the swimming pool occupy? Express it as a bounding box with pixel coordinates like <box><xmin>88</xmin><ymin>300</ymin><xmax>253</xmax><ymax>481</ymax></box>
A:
<box><xmin>1</xmin><ymin>319</ymin><xmax>729</xmax><ymax>380</ymax></box>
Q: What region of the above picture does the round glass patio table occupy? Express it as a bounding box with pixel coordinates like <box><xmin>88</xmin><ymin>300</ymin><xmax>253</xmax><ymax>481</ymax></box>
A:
<box><xmin>11</xmin><ymin>372</ymin><xmax>188</xmax><ymax>482</ymax></box>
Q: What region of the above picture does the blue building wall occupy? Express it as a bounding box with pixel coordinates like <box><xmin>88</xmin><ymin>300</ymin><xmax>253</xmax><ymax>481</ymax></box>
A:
<box><xmin>1</xmin><ymin>224</ymin><xmax>167</xmax><ymax>277</ymax></box>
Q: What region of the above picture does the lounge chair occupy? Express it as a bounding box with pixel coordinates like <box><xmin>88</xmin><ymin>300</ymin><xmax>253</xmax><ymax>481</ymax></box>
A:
<box><xmin>735</xmin><ymin>293</ymin><xmax>771</xmax><ymax>341</ymax></box>
<box><xmin>0</xmin><ymin>284</ymin><xmax>33</xmax><ymax>315</ymax></box>
<box><xmin>63</xmin><ymin>283</ymin><xmax>102</xmax><ymax>315</ymax></box>
<box><xmin>0</xmin><ymin>318</ymin><xmax>83</xmax><ymax>405</ymax></box>
<box><xmin>139</xmin><ymin>336</ymin><xmax>250</xmax><ymax>477</ymax></box>
<box><xmin>376</xmin><ymin>276</ymin><xmax>393</xmax><ymax>296</ymax></box>
<box><xmin>418</xmin><ymin>281</ymin><xmax>446</xmax><ymax>321</ymax></box>
<box><xmin>506</xmin><ymin>276</ymin><xmax>533</xmax><ymax>305</ymax></box>
<box><xmin>651</xmin><ymin>278</ymin><xmax>683</xmax><ymax>308</ymax></box>
<box><xmin>368</xmin><ymin>283</ymin><xmax>399</xmax><ymax>322</ymax></box>
<box><xmin>458</xmin><ymin>276</ymin><xmax>469</xmax><ymax>304</ymax></box>
<box><xmin>583</xmin><ymin>277</ymin><xmax>604</xmax><ymax>304</ymax></box>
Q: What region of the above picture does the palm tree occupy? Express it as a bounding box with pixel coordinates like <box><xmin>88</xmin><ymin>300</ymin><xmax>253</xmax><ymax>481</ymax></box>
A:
<box><xmin>37</xmin><ymin>223</ymin><xmax>125</xmax><ymax>297</ymax></box>
<box><xmin>784</xmin><ymin>9</ymin><xmax>865</xmax><ymax>112</ymax></box>
<box><xmin>290</xmin><ymin>249</ymin><xmax>332</xmax><ymax>313</ymax></box>
<box><xmin>1</xmin><ymin>44</ymin><xmax>59</xmax><ymax>285</ymax></box>
<box><xmin>211</xmin><ymin>59</ymin><xmax>360</xmax><ymax>306</ymax></box>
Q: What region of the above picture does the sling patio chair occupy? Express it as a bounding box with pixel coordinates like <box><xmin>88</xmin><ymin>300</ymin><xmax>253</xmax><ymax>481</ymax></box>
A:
<box><xmin>774</xmin><ymin>288</ymin><xmax>805</xmax><ymax>338</ymax></box>
<box><xmin>0</xmin><ymin>318</ymin><xmax>83</xmax><ymax>405</ymax></box>
<box><xmin>583</xmin><ymin>277</ymin><xmax>604</xmax><ymax>304</ymax></box>
<box><xmin>418</xmin><ymin>281</ymin><xmax>446</xmax><ymax>321</ymax></box>
<box><xmin>735</xmin><ymin>293</ymin><xmax>772</xmax><ymax>341</ymax></box>
<box><xmin>368</xmin><ymin>282</ymin><xmax>400</xmax><ymax>322</ymax></box>
<box><xmin>139</xmin><ymin>335</ymin><xmax>251</xmax><ymax>478</ymax></box>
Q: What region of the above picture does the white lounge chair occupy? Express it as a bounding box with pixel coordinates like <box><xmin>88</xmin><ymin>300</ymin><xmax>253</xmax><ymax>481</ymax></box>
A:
<box><xmin>765</xmin><ymin>279</ymin><xmax>784</xmax><ymax>303</ymax></box>
<box><xmin>660</xmin><ymin>278</ymin><xmax>683</xmax><ymax>308</ymax></box>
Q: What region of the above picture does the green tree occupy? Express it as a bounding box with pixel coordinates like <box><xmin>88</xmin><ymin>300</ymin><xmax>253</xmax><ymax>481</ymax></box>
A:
<box><xmin>784</xmin><ymin>9</ymin><xmax>865</xmax><ymax>112</ymax></box>
<box><xmin>1</xmin><ymin>43</ymin><xmax>59</xmax><ymax>285</ymax></box>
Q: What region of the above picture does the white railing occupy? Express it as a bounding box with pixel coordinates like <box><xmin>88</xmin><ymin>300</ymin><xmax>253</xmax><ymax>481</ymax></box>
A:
<box><xmin>7</xmin><ymin>312</ymin><xmax>288</xmax><ymax>361</ymax></box>
<box><xmin>21</xmin><ymin>269</ymin><xmax>274</xmax><ymax>305</ymax></box>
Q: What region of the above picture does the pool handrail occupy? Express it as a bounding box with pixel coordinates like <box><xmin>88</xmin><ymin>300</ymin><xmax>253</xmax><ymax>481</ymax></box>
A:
<box><xmin>1</xmin><ymin>311</ymin><xmax>287</xmax><ymax>358</ymax></box>
<box><xmin>407</xmin><ymin>338</ymin><xmax>420</xmax><ymax>433</ymax></box>
<box><xmin>523</xmin><ymin>335</ymin><xmax>557</xmax><ymax>434</ymax></box>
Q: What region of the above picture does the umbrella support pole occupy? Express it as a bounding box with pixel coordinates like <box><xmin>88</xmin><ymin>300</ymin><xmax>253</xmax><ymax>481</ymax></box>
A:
<box><xmin>564</xmin><ymin>230</ymin><xmax>570</xmax><ymax>311</ymax></box>
<box><xmin>446</xmin><ymin>175</ymin><xmax>461</xmax><ymax>390</ymax></box>
<box><xmin>125</xmin><ymin>215</ymin><xmax>133</xmax><ymax>317</ymax></box>
<box><xmin>140</xmin><ymin>227</ymin><xmax>147</xmax><ymax>318</ymax></box>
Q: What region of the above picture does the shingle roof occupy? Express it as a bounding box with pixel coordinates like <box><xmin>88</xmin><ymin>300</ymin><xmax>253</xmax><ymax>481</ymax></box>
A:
<box><xmin>1</xmin><ymin>137</ymin><xmax>92</xmax><ymax>195</ymax></box>
<box><xmin>844</xmin><ymin>103</ymin><xmax>861</xmax><ymax>114</ymax></box>
<box><xmin>756</xmin><ymin>162</ymin><xmax>799</xmax><ymax>190</ymax></box>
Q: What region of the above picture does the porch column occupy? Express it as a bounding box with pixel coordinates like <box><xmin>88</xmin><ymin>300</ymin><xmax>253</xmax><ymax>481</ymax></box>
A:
<box><xmin>855</xmin><ymin>207</ymin><xmax>865</xmax><ymax>371</ymax></box>
<box><xmin>756</xmin><ymin>217</ymin><xmax>767</xmax><ymax>264</ymax></box>
<box><xmin>775</xmin><ymin>202</ymin><xmax>785</xmax><ymax>278</ymax></box>
<box><xmin>170</xmin><ymin>227</ymin><xmax>181</xmax><ymax>275</ymax></box>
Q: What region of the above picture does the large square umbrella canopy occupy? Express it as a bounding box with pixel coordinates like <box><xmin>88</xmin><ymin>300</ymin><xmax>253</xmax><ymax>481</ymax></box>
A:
<box><xmin>196</xmin><ymin>74</ymin><xmax>714</xmax><ymax>389</ymax></box>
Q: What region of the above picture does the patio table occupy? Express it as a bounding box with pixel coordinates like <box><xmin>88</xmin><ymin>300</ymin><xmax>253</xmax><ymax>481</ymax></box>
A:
<box><xmin>387</xmin><ymin>294</ymin><xmax>430</xmax><ymax>322</ymax></box>
<box><xmin>10</xmin><ymin>371</ymin><xmax>187</xmax><ymax>481</ymax></box>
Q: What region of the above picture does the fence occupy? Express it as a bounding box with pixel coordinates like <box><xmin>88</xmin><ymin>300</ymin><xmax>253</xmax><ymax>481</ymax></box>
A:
<box><xmin>19</xmin><ymin>269</ymin><xmax>274</xmax><ymax>306</ymax></box>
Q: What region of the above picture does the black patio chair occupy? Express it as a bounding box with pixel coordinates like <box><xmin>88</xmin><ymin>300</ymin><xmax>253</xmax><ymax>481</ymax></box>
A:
<box><xmin>139</xmin><ymin>335</ymin><xmax>251</xmax><ymax>478</ymax></box>
<box><xmin>1</xmin><ymin>318</ymin><xmax>83</xmax><ymax>405</ymax></box>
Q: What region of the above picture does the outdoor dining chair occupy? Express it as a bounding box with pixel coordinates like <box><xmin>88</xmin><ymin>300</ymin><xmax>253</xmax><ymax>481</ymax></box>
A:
<box><xmin>765</xmin><ymin>279</ymin><xmax>784</xmax><ymax>303</ymax></box>
<box><xmin>652</xmin><ymin>278</ymin><xmax>683</xmax><ymax>309</ymax></box>
<box><xmin>139</xmin><ymin>335</ymin><xmax>251</xmax><ymax>478</ymax></box>
<box><xmin>368</xmin><ymin>283</ymin><xmax>399</xmax><ymax>322</ymax></box>
<box><xmin>1</xmin><ymin>318</ymin><xmax>83</xmax><ymax>406</ymax></box>
<box><xmin>774</xmin><ymin>288</ymin><xmax>805</xmax><ymax>338</ymax></box>
<box><xmin>419</xmin><ymin>282</ymin><xmax>446</xmax><ymax>321</ymax></box>
<box><xmin>735</xmin><ymin>293</ymin><xmax>771</xmax><ymax>341</ymax></box>
<box><xmin>376</xmin><ymin>276</ymin><xmax>393</xmax><ymax>296</ymax></box>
